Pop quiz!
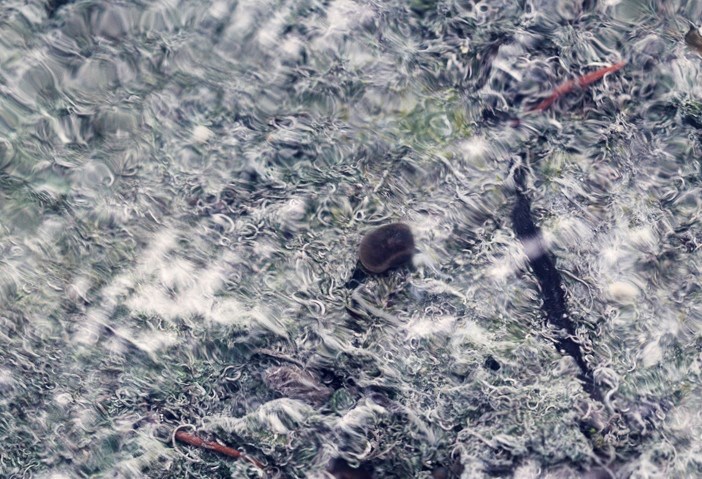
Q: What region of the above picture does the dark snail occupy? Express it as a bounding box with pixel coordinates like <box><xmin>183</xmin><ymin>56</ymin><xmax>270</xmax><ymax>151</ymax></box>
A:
<box><xmin>358</xmin><ymin>223</ymin><xmax>415</xmax><ymax>273</ymax></box>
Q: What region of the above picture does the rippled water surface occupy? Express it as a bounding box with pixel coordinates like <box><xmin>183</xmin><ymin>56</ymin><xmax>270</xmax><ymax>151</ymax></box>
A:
<box><xmin>2</xmin><ymin>1</ymin><xmax>702</xmax><ymax>478</ymax></box>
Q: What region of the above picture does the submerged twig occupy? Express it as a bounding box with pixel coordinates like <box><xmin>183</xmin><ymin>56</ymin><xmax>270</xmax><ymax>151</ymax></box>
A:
<box><xmin>528</xmin><ymin>62</ymin><xmax>626</xmax><ymax>112</ymax></box>
<box><xmin>174</xmin><ymin>429</ymin><xmax>265</xmax><ymax>470</ymax></box>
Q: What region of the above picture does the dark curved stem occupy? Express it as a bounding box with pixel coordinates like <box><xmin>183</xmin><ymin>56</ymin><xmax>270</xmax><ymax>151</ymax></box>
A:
<box><xmin>510</xmin><ymin>164</ymin><xmax>602</xmax><ymax>403</ymax></box>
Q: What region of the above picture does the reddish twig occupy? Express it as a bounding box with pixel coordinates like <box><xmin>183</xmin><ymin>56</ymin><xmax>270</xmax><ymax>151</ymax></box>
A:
<box><xmin>174</xmin><ymin>429</ymin><xmax>265</xmax><ymax>470</ymax></box>
<box><xmin>528</xmin><ymin>61</ymin><xmax>626</xmax><ymax>112</ymax></box>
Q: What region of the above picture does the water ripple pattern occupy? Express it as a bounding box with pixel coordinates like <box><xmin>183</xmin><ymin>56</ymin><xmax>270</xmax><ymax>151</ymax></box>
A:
<box><xmin>1</xmin><ymin>0</ymin><xmax>702</xmax><ymax>478</ymax></box>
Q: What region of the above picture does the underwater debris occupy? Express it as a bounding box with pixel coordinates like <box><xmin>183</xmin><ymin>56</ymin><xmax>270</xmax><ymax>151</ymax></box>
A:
<box><xmin>263</xmin><ymin>365</ymin><xmax>333</xmax><ymax>406</ymax></box>
<box><xmin>358</xmin><ymin>223</ymin><xmax>416</xmax><ymax>273</ymax></box>
<box><xmin>328</xmin><ymin>457</ymin><xmax>375</xmax><ymax>479</ymax></box>
<box><xmin>173</xmin><ymin>429</ymin><xmax>265</xmax><ymax>469</ymax></box>
<box><xmin>528</xmin><ymin>62</ymin><xmax>626</xmax><ymax>112</ymax></box>
<box><xmin>253</xmin><ymin>348</ymin><xmax>306</xmax><ymax>369</ymax></box>
<box><xmin>685</xmin><ymin>25</ymin><xmax>702</xmax><ymax>54</ymax></box>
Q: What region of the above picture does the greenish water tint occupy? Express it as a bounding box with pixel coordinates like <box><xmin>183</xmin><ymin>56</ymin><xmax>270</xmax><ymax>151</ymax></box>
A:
<box><xmin>1</xmin><ymin>0</ymin><xmax>702</xmax><ymax>478</ymax></box>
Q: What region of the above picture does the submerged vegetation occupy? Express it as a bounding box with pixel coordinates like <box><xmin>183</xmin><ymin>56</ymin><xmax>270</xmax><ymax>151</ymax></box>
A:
<box><xmin>1</xmin><ymin>0</ymin><xmax>702</xmax><ymax>478</ymax></box>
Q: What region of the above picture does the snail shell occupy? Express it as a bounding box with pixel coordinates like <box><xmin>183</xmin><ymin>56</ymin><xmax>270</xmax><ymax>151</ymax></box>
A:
<box><xmin>358</xmin><ymin>223</ymin><xmax>415</xmax><ymax>273</ymax></box>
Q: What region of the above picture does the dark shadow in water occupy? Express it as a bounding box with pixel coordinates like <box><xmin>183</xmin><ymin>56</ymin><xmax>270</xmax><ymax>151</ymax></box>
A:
<box><xmin>345</xmin><ymin>264</ymin><xmax>369</xmax><ymax>290</ymax></box>
<box><xmin>328</xmin><ymin>457</ymin><xmax>375</xmax><ymax>479</ymax></box>
<box><xmin>47</xmin><ymin>0</ymin><xmax>73</xmax><ymax>18</ymax></box>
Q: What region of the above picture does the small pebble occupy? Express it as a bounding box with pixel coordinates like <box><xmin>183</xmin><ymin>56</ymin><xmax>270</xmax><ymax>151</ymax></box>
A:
<box><xmin>359</xmin><ymin>223</ymin><xmax>415</xmax><ymax>273</ymax></box>
<box><xmin>606</xmin><ymin>281</ymin><xmax>639</xmax><ymax>304</ymax></box>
